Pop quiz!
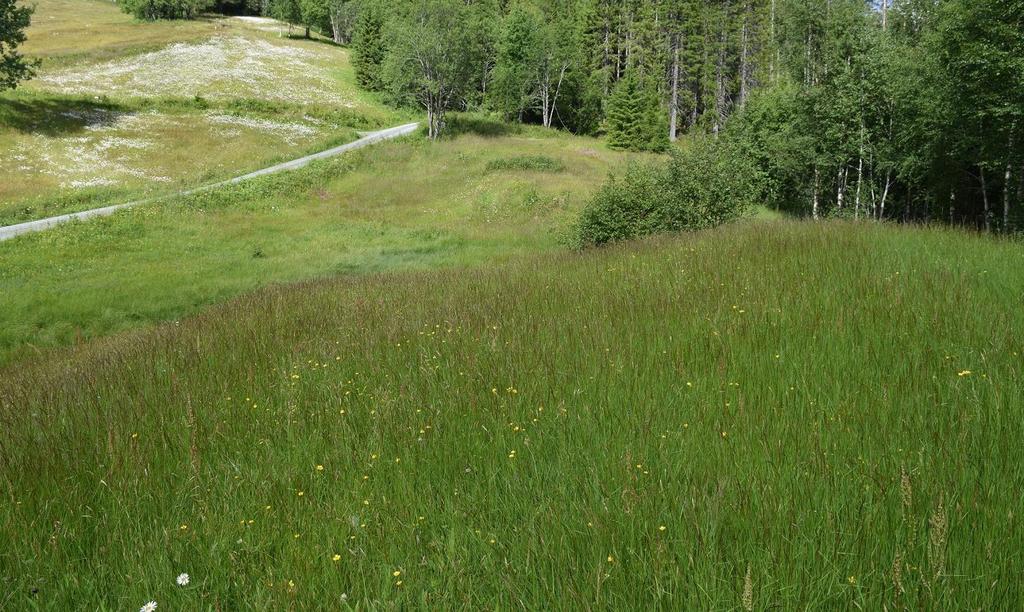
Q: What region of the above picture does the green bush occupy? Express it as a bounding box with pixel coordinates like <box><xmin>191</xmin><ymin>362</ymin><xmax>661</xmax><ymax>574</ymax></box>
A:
<box><xmin>485</xmin><ymin>155</ymin><xmax>565</xmax><ymax>173</ymax></box>
<box><xmin>574</xmin><ymin>138</ymin><xmax>752</xmax><ymax>246</ymax></box>
<box><xmin>120</xmin><ymin>0</ymin><xmax>212</xmax><ymax>20</ymax></box>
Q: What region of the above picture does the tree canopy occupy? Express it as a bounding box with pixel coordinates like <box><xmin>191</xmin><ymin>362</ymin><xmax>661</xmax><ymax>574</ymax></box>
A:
<box><xmin>0</xmin><ymin>0</ymin><xmax>35</xmax><ymax>91</ymax></box>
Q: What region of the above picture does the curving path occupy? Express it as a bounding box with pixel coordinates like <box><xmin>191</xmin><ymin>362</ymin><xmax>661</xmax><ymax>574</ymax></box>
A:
<box><xmin>0</xmin><ymin>122</ymin><xmax>420</xmax><ymax>242</ymax></box>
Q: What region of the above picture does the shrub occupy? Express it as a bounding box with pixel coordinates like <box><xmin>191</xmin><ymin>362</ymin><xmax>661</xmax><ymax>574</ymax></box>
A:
<box><xmin>574</xmin><ymin>138</ymin><xmax>753</xmax><ymax>247</ymax></box>
<box><xmin>486</xmin><ymin>155</ymin><xmax>565</xmax><ymax>173</ymax></box>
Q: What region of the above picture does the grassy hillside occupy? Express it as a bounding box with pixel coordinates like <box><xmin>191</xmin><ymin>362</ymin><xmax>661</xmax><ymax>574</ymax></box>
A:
<box><xmin>1</xmin><ymin>220</ymin><xmax>1021</xmax><ymax>609</ymax></box>
<box><xmin>0</xmin><ymin>126</ymin><xmax>638</xmax><ymax>363</ymax></box>
<box><xmin>0</xmin><ymin>0</ymin><xmax>399</xmax><ymax>223</ymax></box>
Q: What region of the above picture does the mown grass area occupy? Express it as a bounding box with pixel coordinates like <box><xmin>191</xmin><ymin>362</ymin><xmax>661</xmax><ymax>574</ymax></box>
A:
<box><xmin>0</xmin><ymin>128</ymin><xmax>636</xmax><ymax>363</ymax></box>
<box><xmin>1</xmin><ymin>220</ymin><xmax>1021</xmax><ymax>609</ymax></box>
<box><xmin>0</xmin><ymin>91</ymin><xmax>382</xmax><ymax>224</ymax></box>
<box><xmin>0</xmin><ymin>0</ymin><xmax>401</xmax><ymax>221</ymax></box>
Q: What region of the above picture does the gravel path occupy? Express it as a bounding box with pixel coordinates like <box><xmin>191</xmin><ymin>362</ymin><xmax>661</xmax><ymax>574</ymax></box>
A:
<box><xmin>0</xmin><ymin>122</ymin><xmax>419</xmax><ymax>242</ymax></box>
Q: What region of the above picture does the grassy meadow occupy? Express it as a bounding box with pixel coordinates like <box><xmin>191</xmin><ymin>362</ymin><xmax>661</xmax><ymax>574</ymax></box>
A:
<box><xmin>0</xmin><ymin>0</ymin><xmax>399</xmax><ymax>223</ymax></box>
<box><xmin>0</xmin><ymin>123</ymin><xmax>637</xmax><ymax>363</ymax></box>
<box><xmin>1</xmin><ymin>220</ymin><xmax>1021</xmax><ymax>609</ymax></box>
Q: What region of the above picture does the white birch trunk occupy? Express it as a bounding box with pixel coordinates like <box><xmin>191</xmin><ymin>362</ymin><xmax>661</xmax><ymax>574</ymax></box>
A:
<box><xmin>812</xmin><ymin>167</ymin><xmax>820</xmax><ymax>220</ymax></box>
<box><xmin>836</xmin><ymin>167</ymin><xmax>846</xmax><ymax>210</ymax></box>
<box><xmin>880</xmin><ymin>171</ymin><xmax>891</xmax><ymax>220</ymax></box>
<box><xmin>855</xmin><ymin>156</ymin><xmax>863</xmax><ymax>219</ymax></box>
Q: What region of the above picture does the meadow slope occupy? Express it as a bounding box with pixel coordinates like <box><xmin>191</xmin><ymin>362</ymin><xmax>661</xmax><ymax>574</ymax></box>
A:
<box><xmin>1</xmin><ymin>0</ymin><xmax>399</xmax><ymax>223</ymax></box>
<box><xmin>1</xmin><ymin>220</ymin><xmax>1021</xmax><ymax>609</ymax></box>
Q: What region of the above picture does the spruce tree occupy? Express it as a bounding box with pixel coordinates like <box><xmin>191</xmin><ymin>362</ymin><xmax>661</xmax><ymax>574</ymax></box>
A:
<box><xmin>352</xmin><ymin>1</ymin><xmax>387</xmax><ymax>91</ymax></box>
<box><xmin>606</xmin><ymin>71</ymin><xmax>669</xmax><ymax>152</ymax></box>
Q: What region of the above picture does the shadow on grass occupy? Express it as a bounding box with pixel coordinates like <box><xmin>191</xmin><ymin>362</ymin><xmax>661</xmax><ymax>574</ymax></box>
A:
<box><xmin>283</xmin><ymin>33</ymin><xmax>345</xmax><ymax>48</ymax></box>
<box><xmin>0</xmin><ymin>94</ymin><xmax>130</xmax><ymax>136</ymax></box>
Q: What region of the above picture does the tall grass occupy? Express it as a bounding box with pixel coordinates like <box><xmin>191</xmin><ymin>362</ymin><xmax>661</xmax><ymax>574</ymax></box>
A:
<box><xmin>1</xmin><ymin>220</ymin><xmax>1021</xmax><ymax>609</ymax></box>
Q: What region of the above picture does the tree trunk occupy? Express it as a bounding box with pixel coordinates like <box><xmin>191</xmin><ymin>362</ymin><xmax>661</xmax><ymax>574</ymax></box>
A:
<box><xmin>881</xmin><ymin>0</ymin><xmax>888</xmax><ymax>31</ymax></box>
<box><xmin>949</xmin><ymin>188</ymin><xmax>955</xmax><ymax>225</ymax></box>
<box><xmin>739</xmin><ymin>8</ymin><xmax>750</xmax><ymax>108</ymax></box>
<box><xmin>1004</xmin><ymin>134</ymin><xmax>1014</xmax><ymax>232</ymax></box>
<box><xmin>836</xmin><ymin>167</ymin><xmax>846</xmax><ymax>211</ymax></box>
<box><xmin>1004</xmin><ymin>160</ymin><xmax>1012</xmax><ymax>232</ymax></box>
<box><xmin>812</xmin><ymin>167</ymin><xmax>820</xmax><ymax>220</ymax></box>
<box><xmin>980</xmin><ymin>167</ymin><xmax>990</xmax><ymax>231</ymax></box>
<box><xmin>1018</xmin><ymin>162</ymin><xmax>1024</xmax><ymax>227</ymax></box>
<box><xmin>880</xmin><ymin>170</ymin><xmax>891</xmax><ymax>220</ymax></box>
<box><xmin>769</xmin><ymin>0</ymin><xmax>777</xmax><ymax>82</ymax></box>
<box><xmin>305</xmin><ymin>26</ymin><xmax>311</xmax><ymax>39</ymax></box>
<box><xmin>602</xmin><ymin>24</ymin><xmax>611</xmax><ymax>96</ymax></box>
<box><xmin>714</xmin><ymin>31</ymin><xmax>727</xmax><ymax>136</ymax></box>
<box><xmin>854</xmin><ymin>152</ymin><xmax>863</xmax><ymax>219</ymax></box>
<box><xmin>669</xmin><ymin>36</ymin><xmax>680</xmax><ymax>141</ymax></box>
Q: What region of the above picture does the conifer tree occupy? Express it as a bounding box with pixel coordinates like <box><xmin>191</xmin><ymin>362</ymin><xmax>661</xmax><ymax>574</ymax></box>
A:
<box><xmin>352</xmin><ymin>1</ymin><xmax>387</xmax><ymax>91</ymax></box>
<box><xmin>606</xmin><ymin>71</ymin><xmax>668</xmax><ymax>152</ymax></box>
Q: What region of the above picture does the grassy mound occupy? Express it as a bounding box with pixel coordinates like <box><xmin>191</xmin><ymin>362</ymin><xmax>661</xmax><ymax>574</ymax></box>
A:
<box><xmin>1</xmin><ymin>221</ymin><xmax>1021</xmax><ymax>608</ymax></box>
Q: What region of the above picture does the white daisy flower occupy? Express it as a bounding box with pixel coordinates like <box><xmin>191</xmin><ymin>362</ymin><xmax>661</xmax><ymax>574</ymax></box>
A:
<box><xmin>140</xmin><ymin>602</ymin><xmax>157</xmax><ymax>612</ymax></box>
<box><xmin>176</xmin><ymin>573</ymin><xmax>190</xmax><ymax>586</ymax></box>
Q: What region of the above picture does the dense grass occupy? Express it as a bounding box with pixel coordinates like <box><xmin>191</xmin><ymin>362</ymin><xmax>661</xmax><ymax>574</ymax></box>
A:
<box><xmin>1</xmin><ymin>220</ymin><xmax>1021</xmax><ymax>609</ymax></box>
<box><xmin>485</xmin><ymin>154</ymin><xmax>567</xmax><ymax>173</ymax></box>
<box><xmin>0</xmin><ymin>129</ymin><xmax>635</xmax><ymax>363</ymax></box>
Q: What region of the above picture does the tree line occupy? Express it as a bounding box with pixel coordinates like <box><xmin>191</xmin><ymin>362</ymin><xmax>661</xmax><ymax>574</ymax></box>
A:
<box><xmin>345</xmin><ymin>0</ymin><xmax>1021</xmax><ymax>231</ymax></box>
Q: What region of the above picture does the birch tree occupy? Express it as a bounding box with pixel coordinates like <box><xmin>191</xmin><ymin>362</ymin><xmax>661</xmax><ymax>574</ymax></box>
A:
<box><xmin>382</xmin><ymin>0</ymin><xmax>485</xmax><ymax>140</ymax></box>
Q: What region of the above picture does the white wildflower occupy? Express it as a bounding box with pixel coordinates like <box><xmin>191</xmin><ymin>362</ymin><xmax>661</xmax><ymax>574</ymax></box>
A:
<box><xmin>176</xmin><ymin>573</ymin><xmax>190</xmax><ymax>586</ymax></box>
<box><xmin>140</xmin><ymin>601</ymin><xmax>157</xmax><ymax>612</ymax></box>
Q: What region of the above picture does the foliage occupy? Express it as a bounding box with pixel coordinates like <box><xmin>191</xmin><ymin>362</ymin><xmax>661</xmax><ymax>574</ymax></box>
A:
<box><xmin>724</xmin><ymin>0</ymin><xmax>1024</xmax><ymax>231</ymax></box>
<box><xmin>342</xmin><ymin>0</ymin><xmax>778</xmax><ymax>137</ymax></box>
<box><xmin>120</xmin><ymin>0</ymin><xmax>213</xmax><ymax>20</ymax></box>
<box><xmin>0</xmin><ymin>0</ymin><xmax>35</xmax><ymax>90</ymax></box>
<box><xmin>575</xmin><ymin>137</ymin><xmax>751</xmax><ymax>246</ymax></box>
<box><xmin>489</xmin><ymin>1</ymin><xmax>543</xmax><ymax>120</ymax></box>
<box><xmin>266</xmin><ymin>0</ymin><xmax>304</xmax><ymax>32</ymax></box>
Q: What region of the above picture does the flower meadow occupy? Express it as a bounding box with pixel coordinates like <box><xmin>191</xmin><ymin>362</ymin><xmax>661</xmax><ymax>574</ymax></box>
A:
<box><xmin>1</xmin><ymin>221</ymin><xmax>1022</xmax><ymax>608</ymax></box>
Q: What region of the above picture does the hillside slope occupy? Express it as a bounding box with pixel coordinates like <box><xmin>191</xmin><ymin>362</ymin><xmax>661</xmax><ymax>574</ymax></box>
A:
<box><xmin>1</xmin><ymin>221</ymin><xmax>1021</xmax><ymax>609</ymax></box>
<box><xmin>1</xmin><ymin>0</ymin><xmax>398</xmax><ymax>222</ymax></box>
